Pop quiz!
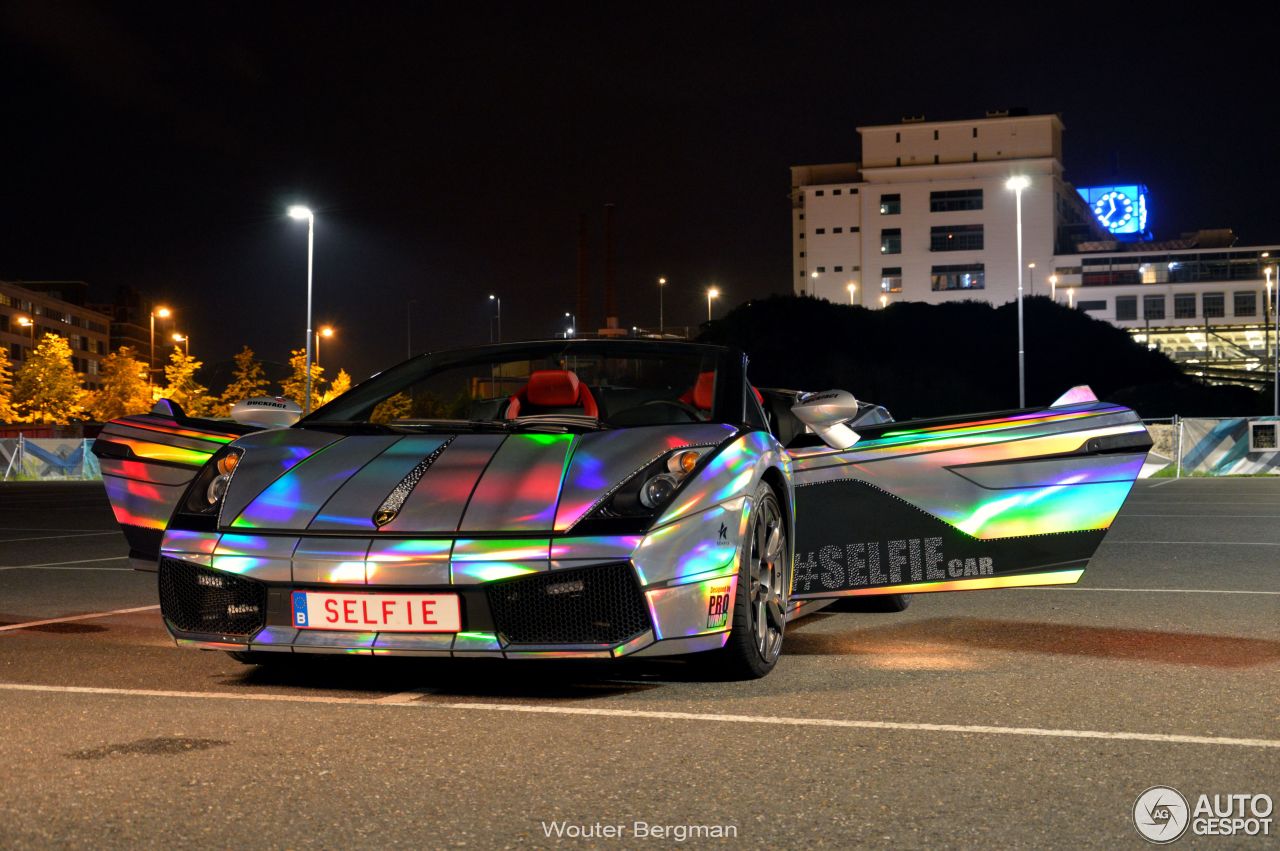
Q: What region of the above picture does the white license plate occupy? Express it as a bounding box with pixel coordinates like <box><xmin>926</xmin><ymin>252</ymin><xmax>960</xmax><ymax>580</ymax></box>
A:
<box><xmin>291</xmin><ymin>591</ymin><xmax>461</xmax><ymax>633</ymax></box>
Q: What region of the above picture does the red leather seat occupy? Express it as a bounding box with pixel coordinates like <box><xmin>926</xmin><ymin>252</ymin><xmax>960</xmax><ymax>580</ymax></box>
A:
<box><xmin>678</xmin><ymin>371</ymin><xmax>763</xmax><ymax>412</ymax></box>
<box><xmin>506</xmin><ymin>369</ymin><xmax>598</xmax><ymax>418</ymax></box>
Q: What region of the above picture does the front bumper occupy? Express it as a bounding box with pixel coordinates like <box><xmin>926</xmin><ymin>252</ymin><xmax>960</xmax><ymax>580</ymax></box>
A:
<box><xmin>156</xmin><ymin>520</ymin><xmax>746</xmax><ymax>659</ymax></box>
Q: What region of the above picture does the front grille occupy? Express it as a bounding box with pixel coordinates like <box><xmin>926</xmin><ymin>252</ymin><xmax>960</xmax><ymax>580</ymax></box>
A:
<box><xmin>158</xmin><ymin>558</ymin><xmax>267</xmax><ymax>636</ymax></box>
<box><xmin>486</xmin><ymin>562</ymin><xmax>650</xmax><ymax>645</ymax></box>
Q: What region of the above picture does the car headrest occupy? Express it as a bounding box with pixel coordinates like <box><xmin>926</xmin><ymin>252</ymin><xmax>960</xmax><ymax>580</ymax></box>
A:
<box><xmin>526</xmin><ymin>369</ymin><xmax>582</xmax><ymax>407</ymax></box>
<box><xmin>689</xmin><ymin>371</ymin><xmax>715</xmax><ymax>410</ymax></box>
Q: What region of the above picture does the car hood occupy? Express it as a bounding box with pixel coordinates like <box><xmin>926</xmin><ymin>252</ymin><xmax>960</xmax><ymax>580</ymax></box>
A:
<box><xmin>218</xmin><ymin>423</ymin><xmax>738</xmax><ymax>534</ymax></box>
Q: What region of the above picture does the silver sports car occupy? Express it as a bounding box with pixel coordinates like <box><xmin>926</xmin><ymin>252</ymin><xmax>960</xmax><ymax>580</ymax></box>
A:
<box><xmin>93</xmin><ymin>339</ymin><xmax>1151</xmax><ymax>678</ymax></box>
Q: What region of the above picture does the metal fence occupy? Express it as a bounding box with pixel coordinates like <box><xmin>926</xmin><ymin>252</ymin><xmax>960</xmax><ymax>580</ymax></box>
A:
<box><xmin>1</xmin><ymin>436</ymin><xmax>101</xmax><ymax>481</ymax></box>
<box><xmin>1141</xmin><ymin>416</ymin><xmax>1280</xmax><ymax>477</ymax></box>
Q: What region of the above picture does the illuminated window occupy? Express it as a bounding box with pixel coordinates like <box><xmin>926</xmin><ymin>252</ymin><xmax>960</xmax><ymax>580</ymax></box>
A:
<box><xmin>880</xmin><ymin>267</ymin><xmax>902</xmax><ymax>293</ymax></box>
<box><xmin>880</xmin><ymin>229</ymin><xmax>901</xmax><ymax>254</ymax></box>
<box><xmin>1115</xmin><ymin>296</ymin><xmax>1138</xmax><ymax>321</ymax></box>
<box><xmin>880</xmin><ymin>194</ymin><xmax>901</xmax><ymax>215</ymax></box>
<box><xmin>1234</xmin><ymin>291</ymin><xmax>1257</xmax><ymax>317</ymax></box>
<box><xmin>930</xmin><ymin>264</ymin><xmax>985</xmax><ymax>291</ymax></box>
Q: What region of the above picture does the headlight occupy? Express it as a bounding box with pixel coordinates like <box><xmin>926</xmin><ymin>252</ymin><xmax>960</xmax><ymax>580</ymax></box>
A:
<box><xmin>592</xmin><ymin>447</ymin><xmax>713</xmax><ymax>519</ymax></box>
<box><xmin>182</xmin><ymin>446</ymin><xmax>244</xmax><ymax>515</ymax></box>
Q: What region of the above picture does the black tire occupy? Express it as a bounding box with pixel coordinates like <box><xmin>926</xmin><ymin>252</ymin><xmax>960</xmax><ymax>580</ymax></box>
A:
<box><xmin>702</xmin><ymin>482</ymin><xmax>789</xmax><ymax>679</ymax></box>
<box><xmin>824</xmin><ymin>593</ymin><xmax>912</xmax><ymax>613</ymax></box>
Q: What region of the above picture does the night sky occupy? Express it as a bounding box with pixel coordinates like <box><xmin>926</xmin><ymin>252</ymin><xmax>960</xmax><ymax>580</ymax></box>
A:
<box><xmin>3</xmin><ymin>2</ymin><xmax>1276</xmax><ymax>383</ymax></box>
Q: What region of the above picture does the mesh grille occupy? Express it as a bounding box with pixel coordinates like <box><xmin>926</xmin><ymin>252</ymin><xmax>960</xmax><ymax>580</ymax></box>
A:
<box><xmin>486</xmin><ymin>562</ymin><xmax>650</xmax><ymax>645</ymax></box>
<box><xmin>158</xmin><ymin>558</ymin><xmax>267</xmax><ymax>636</ymax></box>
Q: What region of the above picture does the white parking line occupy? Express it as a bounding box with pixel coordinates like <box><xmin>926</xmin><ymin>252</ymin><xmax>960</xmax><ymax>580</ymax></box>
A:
<box><xmin>0</xmin><ymin>532</ymin><xmax>121</xmax><ymax>544</ymax></box>
<box><xmin>1022</xmin><ymin>587</ymin><xmax>1280</xmax><ymax>596</ymax></box>
<box><xmin>1101</xmin><ymin>540</ymin><xmax>1280</xmax><ymax>546</ymax></box>
<box><xmin>0</xmin><ymin>682</ymin><xmax>1274</xmax><ymax>749</ymax></box>
<box><xmin>0</xmin><ymin>557</ymin><xmax>131</xmax><ymax>571</ymax></box>
<box><xmin>0</xmin><ymin>605</ymin><xmax>160</xmax><ymax>633</ymax></box>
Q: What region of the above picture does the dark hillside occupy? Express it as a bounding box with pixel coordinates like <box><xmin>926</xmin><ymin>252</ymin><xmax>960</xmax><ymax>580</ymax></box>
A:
<box><xmin>700</xmin><ymin>295</ymin><xmax>1266</xmax><ymax>419</ymax></box>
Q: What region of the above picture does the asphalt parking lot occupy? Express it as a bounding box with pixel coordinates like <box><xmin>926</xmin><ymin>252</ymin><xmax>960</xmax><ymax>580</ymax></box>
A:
<box><xmin>0</xmin><ymin>479</ymin><xmax>1276</xmax><ymax>849</ymax></box>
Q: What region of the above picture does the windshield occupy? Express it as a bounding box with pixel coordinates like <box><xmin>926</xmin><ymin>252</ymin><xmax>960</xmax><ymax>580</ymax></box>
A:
<box><xmin>303</xmin><ymin>340</ymin><xmax>740</xmax><ymax>431</ymax></box>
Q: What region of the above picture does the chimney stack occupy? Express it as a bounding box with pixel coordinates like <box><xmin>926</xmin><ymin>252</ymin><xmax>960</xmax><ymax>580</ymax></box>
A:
<box><xmin>577</xmin><ymin>214</ymin><xmax>590</xmax><ymax>333</ymax></box>
<box><xmin>603</xmin><ymin>202</ymin><xmax>617</xmax><ymax>329</ymax></box>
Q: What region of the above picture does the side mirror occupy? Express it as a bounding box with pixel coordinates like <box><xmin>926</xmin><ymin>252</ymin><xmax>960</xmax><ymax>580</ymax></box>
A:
<box><xmin>231</xmin><ymin>397</ymin><xmax>302</xmax><ymax>428</ymax></box>
<box><xmin>791</xmin><ymin>390</ymin><xmax>861</xmax><ymax>450</ymax></box>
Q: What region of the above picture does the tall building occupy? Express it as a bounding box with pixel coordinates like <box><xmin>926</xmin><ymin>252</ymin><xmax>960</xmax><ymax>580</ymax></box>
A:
<box><xmin>0</xmin><ymin>280</ymin><xmax>111</xmax><ymax>389</ymax></box>
<box><xmin>792</xmin><ymin>112</ymin><xmax>1100</xmax><ymax>306</ymax></box>
<box><xmin>792</xmin><ymin>112</ymin><xmax>1280</xmax><ymax>386</ymax></box>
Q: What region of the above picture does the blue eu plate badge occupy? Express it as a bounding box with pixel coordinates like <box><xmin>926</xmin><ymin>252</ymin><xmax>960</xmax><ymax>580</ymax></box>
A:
<box><xmin>291</xmin><ymin>591</ymin><xmax>309</xmax><ymax>627</ymax></box>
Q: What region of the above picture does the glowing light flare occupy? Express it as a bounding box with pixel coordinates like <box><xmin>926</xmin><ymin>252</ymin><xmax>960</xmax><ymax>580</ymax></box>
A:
<box><xmin>451</xmin><ymin>562</ymin><xmax>540</xmax><ymax>583</ymax></box>
<box><xmin>326</xmin><ymin>561</ymin><xmax>368</xmax><ymax>583</ymax></box>
<box><xmin>451</xmin><ymin>538</ymin><xmax>551</xmax><ymax>561</ymax></box>
<box><xmin>104</xmin><ymin>435</ymin><xmax>214</xmax><ymax>466</ymax></box>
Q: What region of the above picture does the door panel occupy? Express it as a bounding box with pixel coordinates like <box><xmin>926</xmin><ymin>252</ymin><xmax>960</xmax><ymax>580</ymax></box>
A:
<box><xmin>93</xmin><ymin>406</ymin><xmax>255</xmax><ymax>561</ymax></box>
<box><xmin>789</xmin><ymin>400</ymin><xmax>1151</xmax><ymax>598</ymax></box>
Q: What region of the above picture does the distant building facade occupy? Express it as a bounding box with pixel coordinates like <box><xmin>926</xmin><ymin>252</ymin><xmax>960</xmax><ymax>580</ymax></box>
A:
<box><xmin>792</xmin><ymin>112</ymin><xmax>1279</xmax><ymax>386</ymax></box>
<box><xmin>0</xmin><ymin>280</ymin><xmax>111</xmax><ymax>389</ymax></box>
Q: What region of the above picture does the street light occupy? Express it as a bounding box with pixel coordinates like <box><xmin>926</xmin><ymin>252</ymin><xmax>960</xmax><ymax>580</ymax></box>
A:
<box><xmin>1006</xmin><ymin>175</ymin><xmax>1031</xmax><ymax>408</ymax></box>
<box><xmin>657</xmin><ymin>277</ymin><xmax>667</xmax><ymax>336</ymax></box>
<box><xmin>287</xmin><ymin>205</ymin><xmax>316</xmax><ymax>414</ymax></box>
<box><xmin>171</xmin><ymin>332</ymin><xmax>189</xmax><ymax>356</ymax></box>
<box><xmin>316</xmin><ymin>325</ymin><xmax>334</xmax><ymax>366</ymax></box>
<box><xmin>1067</xmin><ymin>287</ymin><xmax>1075</xmax><ymax>309</ymax></box>
<box><xmin>706</xmin><ymin>287</ymin><xmax>720</xmax><ymax>322</ymax></box>
<box><xmin>16</xmin><ymin>315</ymin><xmax>34</xmax><ymax>344</ymax></box>
<box><xmin>564</xmin><ymin>312</ymin><xmax>576</xmax><ymax>338</ymax></box>
<box><xmin>1268</xmin><ymin>265</ymin><xmax>1279</xmax><ymax>416</ymax></box>
<box><xmin>1050</xmin><ymin>274</ymin><xmax>1058</xmax><ymax>301</ymax></box>
<box><xmin>488</xmin><ymin>294</ymin><xmax>502</xmax><ymax>343</ymax></box>
<box><xmin>846</xmin><ymin>282</ymin><xmax>857</xmax><ymax>305</ymax></box>
<box><xmin>880</xmin><ymin>294</ymin><xmax>888</xmax><ymax>308</ymax></box>
<box><xmin>149</xmin><ymin>306</ymin><xmax>171</xmax><ymax>387</ymax></box>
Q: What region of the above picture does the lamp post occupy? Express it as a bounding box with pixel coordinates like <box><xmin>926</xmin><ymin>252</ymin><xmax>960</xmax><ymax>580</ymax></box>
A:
<box><xmin>564</xmin><ymin>312</ymin><xmax>576</xmax><ymax>339</ymax></box>
<box><xmin>847</xmin><ymin>282</ymin><xmax>857</xmax><ymax>305</ymax></box>
<box><xmin>171</xmin><ymin>333</ymin><xmax>189</xmax><ymax>356</ymax></box>
<box><xmin>657</xmin><ymin>277</ymin><xmax>666</xmax><ymax>336</ymax></box>
<box><xmin>1269</xmin><ymin>264</ymin><xmax>1279</xmax><ymax>416</ymax></box>
<box><xmin>1006</xmin><ymin>175</ymin><xmax>1030</xmax><ymax>408</ymax></box>
<box><xmin>16</xmin><ymin>316</ymin><xmax>35</xmax><ymax>346</ymax></box>
<box><xmin>488</xmin><ymin>294</ymin><xmax>502</xmax><ymax>343</ymax></box>
<box><xmin>1068</xmin><ymin>287</ymin><xmax>1075</xmax><ymax>309</ymax></box>
<box><xmin>706</xmin><ymin>287</ymin><xmax>720</xmax><ymax>322</ymax></box>
<box><xmin>880</xmin><ymin>294</ymin><xmax>888</xmax><ymax>308</ymax></box>
<box><xmin>810</xmin><ymin>271</ymin><xmax>818</xmax><ymax>294</ymax></box>
<box><xmin>316</xmin><ymin>326</ymin><xmax>334</xmax><ymax>367</ymax></box>
<box><xmin>287</xmin><ymin>205</ymin><xmax>316</xmax><ymax>414</ymax></box>
<box><xmin>149</xmin><ymin>306</ymin><xmax>171</xmax><ymax>388</ymax></box>
<box><xmin>1050</xmin><ymin>274</ymin><xmax>1058</xmax><ymax>301</ymax></box>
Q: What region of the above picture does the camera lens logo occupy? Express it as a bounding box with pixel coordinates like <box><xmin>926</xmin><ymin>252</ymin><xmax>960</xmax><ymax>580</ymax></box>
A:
<box><xmin>1134</xmin><ymin>786</ymin><xmax>1190</xmax><ymax>843</ymax></box>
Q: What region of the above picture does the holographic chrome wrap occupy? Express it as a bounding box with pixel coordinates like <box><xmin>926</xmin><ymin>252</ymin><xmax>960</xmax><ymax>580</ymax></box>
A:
<box><xmin>367</xmin><ymin>437</ymin><xmax>453</xmax><ymax>528</ymax></box>
<box><xmin>821</xmin><ymin>567</ymin><xmax>1086</xmax><ymax>596</ymax></box>
<box><xmin>553</xmin><ymin>424</ymin><xmax>737</xmax><ymax>530</ymax></box>
<box><xmin>459</xmin><ymin>434</ymin><xmax>575</xmax><ymax>532</ymax></box>
<box><xmin>790</xmin><ymin>403</ymin><xmax>1147</xmax><ymax>539</ymax></box>
<box><xmin>99</xmin><ymin>349</ymin><xmax>1146</xmax><ymax>668</ymax></box>
<box><xmin>378</xmin><ymin>434</ymin><xmax>505</xmax><ymax>533</ymax></box>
